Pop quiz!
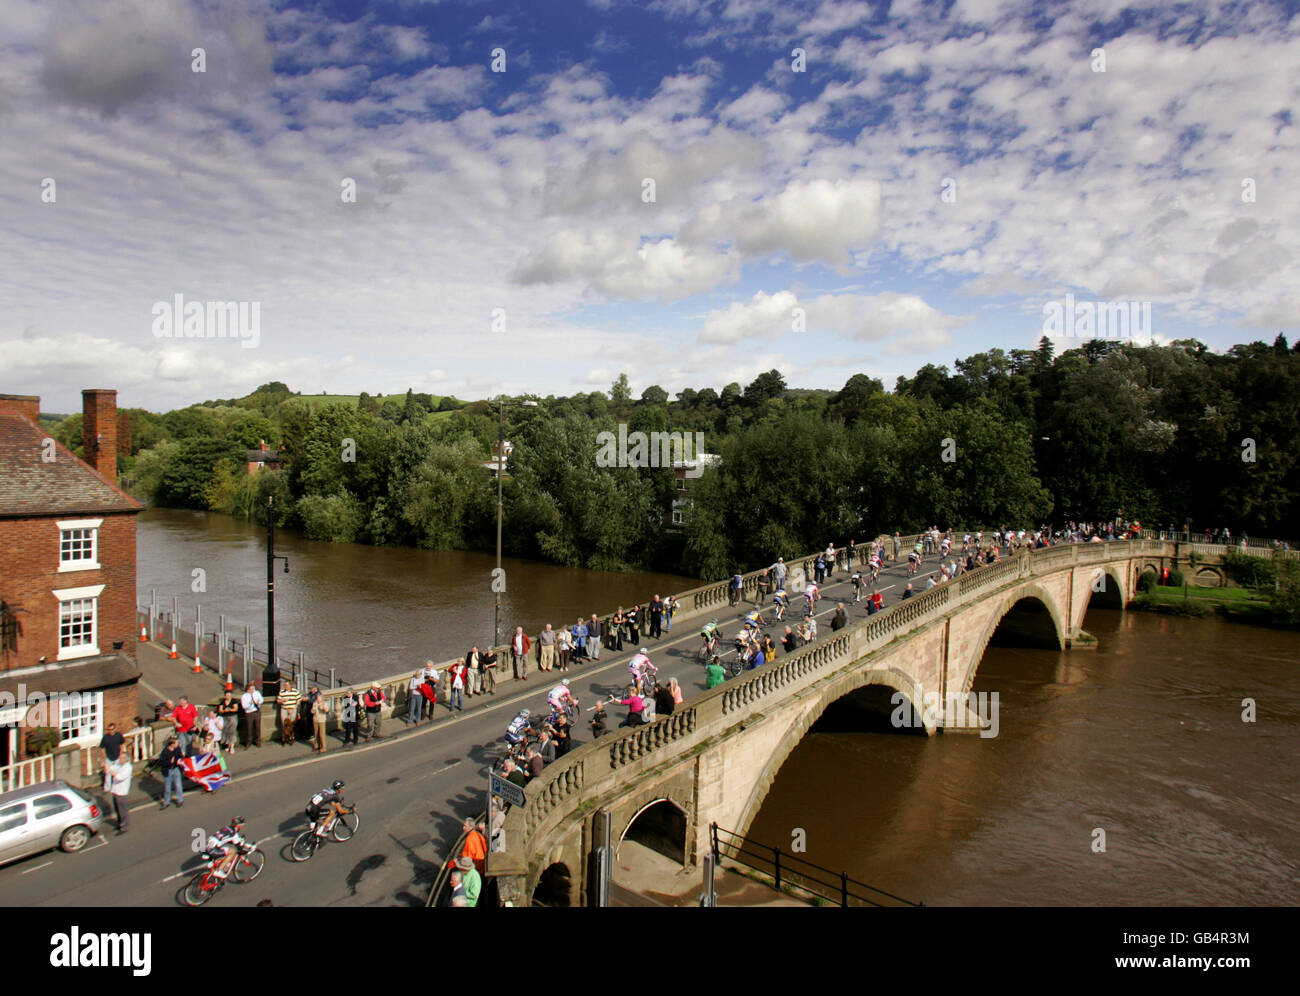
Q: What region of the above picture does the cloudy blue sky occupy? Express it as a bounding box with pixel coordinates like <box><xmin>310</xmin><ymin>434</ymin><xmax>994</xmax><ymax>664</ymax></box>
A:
<box><xmin>2</xmin><ymin>0</ymin><xmax>1298</xmax><ymax>413</ymax></box>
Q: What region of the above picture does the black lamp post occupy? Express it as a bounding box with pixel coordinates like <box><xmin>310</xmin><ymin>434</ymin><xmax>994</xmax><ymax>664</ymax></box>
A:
<box><xmin>493</xmin><ymin>397</ymin><xmax>537</xmax><ymax>650</ymax></box>
<box><xmin>264</xmin><ymin>494</ymin><xmax>289</xmax><ymax>698</ymax></box>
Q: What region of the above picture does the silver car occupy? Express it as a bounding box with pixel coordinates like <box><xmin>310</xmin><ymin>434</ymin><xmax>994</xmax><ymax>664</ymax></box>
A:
<box><xmin>0</xmin><ymin>780</ymin><xmax>106</xmax><ymax>866</ymax></box>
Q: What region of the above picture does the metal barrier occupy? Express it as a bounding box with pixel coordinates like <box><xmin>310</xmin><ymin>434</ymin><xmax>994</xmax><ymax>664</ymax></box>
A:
<box><xmin>711</xmin><ymin>823</ymin><xmax>921</xmax><ymax>907</ymax></box>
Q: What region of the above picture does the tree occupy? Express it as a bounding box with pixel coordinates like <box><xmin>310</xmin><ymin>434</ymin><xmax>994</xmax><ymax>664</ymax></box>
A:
<box><xmin>743</xmin><ymin>369</ymin><xmax>786</xmax><ymax>405</ymax></box>
<box><xmin>640</xmin><ymin>385</ymin><xmax>669</xmax><ymax>406</ymax></box>
<box><xmin>610</xmin><ymin>374</ymin><xmax>631</xmax><ymax>404</ymax></box>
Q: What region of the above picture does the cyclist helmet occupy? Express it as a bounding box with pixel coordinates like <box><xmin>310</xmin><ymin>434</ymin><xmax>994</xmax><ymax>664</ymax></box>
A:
<box><xmin>230</xmin><ymin>816</ymin><xmax>245</xmax><ymax>826</ymax></box>
<box><xmin>640</xmin><ymin>647</ymin><xmax>648</xmax><ymax>654</ymax></box>
<box><xmin>331</xmin><ymin>780</ymin><xmax>344</xmax><ymax>791</ymax></box>
<box><xmin>521</xmin><ymin>708</ymin><xmax>531</xmax><ymax>717</ymax></box>
<box><xmin>562</xmin><ymin>678</ymin><xmax>570</xmax><ymax>686</ymax></box>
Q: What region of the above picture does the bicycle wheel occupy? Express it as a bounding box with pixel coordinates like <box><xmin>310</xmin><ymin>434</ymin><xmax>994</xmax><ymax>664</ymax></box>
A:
<box><xmin>233</xmin><ymin>849</ymin><xmax>265</xmax><ymax>883</ymax></box>
<box><xmin>332</xmin><ymin>810</ymin><xmax>359</xmax><ymax>842</ymax></box>
<box><xmin>182</xmin><ymin>870</ymin><xmax>222</xmax><ymax>906</ymax></box>
<box><xmin>291</xmin><ymin>830</ymin><xmax>318</xmax><ymax>862</ymax></box>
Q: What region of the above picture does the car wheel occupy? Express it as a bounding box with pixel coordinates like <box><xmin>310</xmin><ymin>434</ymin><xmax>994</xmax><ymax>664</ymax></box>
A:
<box><xmin>60</xmin><ymin>825</ymin><xmax>92</xmax><ymax>853</ymax></box>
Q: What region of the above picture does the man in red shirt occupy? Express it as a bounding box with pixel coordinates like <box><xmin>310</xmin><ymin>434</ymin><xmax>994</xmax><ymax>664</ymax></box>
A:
<box><xmin>172</xmin><ymin>696</ymin><xmax>198</xmax><ymax>756</ymax></box>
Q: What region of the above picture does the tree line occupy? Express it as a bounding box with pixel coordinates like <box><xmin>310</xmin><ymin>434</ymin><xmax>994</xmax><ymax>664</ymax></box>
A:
<box><xmin>84</xmin><ymin>335</ymin><xmax>1300</xmax><ymax>578</ymax></box>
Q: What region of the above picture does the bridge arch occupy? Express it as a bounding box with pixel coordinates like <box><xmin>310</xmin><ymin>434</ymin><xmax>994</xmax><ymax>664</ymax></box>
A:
<box><xmin>619</xmin><ymin>798</ymin><xmax>689</xmax><ymax>864</ymax></box>
<box><xmin>730</xmin><ymin>665</ymin><xmax>927</xmax><ymax>841</ymax></box>
<box><xmin>957</xmin><ymin>583</ymin><xmax>1067</xmax><ymax>698</ymax></box>
<box><xmin>1079</xmin><ymin>564</ymin><xmax>1126</xmax><ymax>617</ymax></box>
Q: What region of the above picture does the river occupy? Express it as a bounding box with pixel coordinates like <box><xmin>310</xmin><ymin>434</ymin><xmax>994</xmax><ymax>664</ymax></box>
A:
<box><xmin>136</xmin><ymin>507</ymin><xmax>696</xmax><ymax>684</ymax></box>
<box><xmin>747</xmin><ymin>607</ymin><xmax>1300</xmax><ymax>905</ymax></box>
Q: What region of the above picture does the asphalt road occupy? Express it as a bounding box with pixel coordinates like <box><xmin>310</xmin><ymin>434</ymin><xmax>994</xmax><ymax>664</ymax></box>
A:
<box><xmin>1</xmin><ymin>547</ymin><xmax>930</xmax><ymax>906</ymax></box>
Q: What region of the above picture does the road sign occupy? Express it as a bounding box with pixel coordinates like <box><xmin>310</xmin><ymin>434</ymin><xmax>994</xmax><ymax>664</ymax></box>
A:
<box><xmin>490</xmin><ymin>773</ymin><xmax>526</xmax><ymax>808</ymax></box>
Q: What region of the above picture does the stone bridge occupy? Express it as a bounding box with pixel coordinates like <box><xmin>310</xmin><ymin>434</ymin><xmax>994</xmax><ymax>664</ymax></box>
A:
<box><xmin>491</xmin><ymin>537</ymin><xmax>1258</xmax><ymax>905</ymax></box>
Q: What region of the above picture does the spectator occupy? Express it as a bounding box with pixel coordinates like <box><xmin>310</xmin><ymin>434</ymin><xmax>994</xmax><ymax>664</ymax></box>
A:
<box><xmin>311</xmin><ymin>687</ymin><xmax>329</xmax><ymax>753</ymax></box>
<box><xmin>537</xmin><ymin>730</ymin><xmax>556</xmax><ymax>765</ymax></box>
<box><xmin>158</xmin><ymin>735</ymin><xmax>184</xmax><ymax>810</ymax></box>
<box><xmin>240</xmin><ymin>683</ymin><xmax>263</xmax><ymax>749</ymax></box>
<box><xmin>481</xmin><ymin>649</ymin><xmax>498</xmax><ymax>694</ymax></box>
<box><xmin>782</xmin><ymin>626</ymin><xmax>797</xmax><ymax>654</ymax></box>
<box><xmin>588</xmin><ymin>614</ymin><xmax>602</xmax><ymax>660</ymax></box>
<box><xmin>106</xmin><ymin>751</ymin><xmax>132</xmax><ymax>834</ymax></box>
<box><xmin>407</xmin><ymin>672</ymin><xmax>424</xmax><ymax>727</ymax></box>
<box><xmin>648</xmin><ymin>596</ymin><xmax>664</xmax><ymax>639</ymax></box>
<box><xmin>654</xmin><ymin>682</ymin><xmax>674</xmax><ymax>717</ymax></box>
<box><xmin>705</xmin><ymin>658</ymin><xmax>725</xmax><ymax>689</ymax></box>
<box><xmin>278</xmin><ymin>683</ymin><xmax>301</xmax><ymax>746</ymax></box>
<box><xmin>525</xmin><ymin>746</ymin><xmax>544</xmax><ymax>781</ymax></box>
<box><xmin>663</xmin><ymin>596</ymin><xmax>677</xmax><ymax>634</ymax></box>
<box><xmin>511</xmin><ymin>627</ymin><xmax>531</xmax><ymax>680</ymax></box>
<box><xmin>589</xmin><ymin>702</ymin><xmax>608</xmax><ymax>738</ymax></box>
<box><xmin>618</xmin><ymin>687</ymin><xmax>646</xmax><ymax>727</ymax></box>
<box><xmin>626</xmin><ymin>604</ymin><xmax>641</xmax><ymax>644</ymax></box>
<box><xmin>363</xmin><ymin>683</ymin><xmax>386</xmax><ymax>740</ymax></box>
<box><xmin>216</xmin><ymin>691</ymin><xmax>240</xmax><ymax>751</ymax></box>
<box><xmin>98</xmin><ymin>721</ymin><xmax>125</xmax><ymax>772</ymax></box>
<box><xmin>831</xmin><ymin>603</ymin><xmax>847</xmax><ymax>631</ymax></box>
<box><xmin>539</xmin><ymin>624</ymin><xmax>557</xmax><ymax>672</ymax></box>
<box><xmin>447</xmin><ymin>659</ymin><xmax>467</xmax><ymax>712</ymax></box>
<box><xmin>556</xmin><ymin>627</ymin><xmax>572</xmax><ymax>671</ymax></box>
<box><xmin>172</xmin><ymin>696</ymin><xmax>198</xmax><ymax>755</ymax></box>
<box><xmin>456</xmin><ymin>856</ymin><xmax>481</xmax><ymax>907</ymax></box>
<box><xmin>460</xmin><ymin>818</ymin><xmax>488</xmax><ymax>873</ymax></box>
<box><xmin>421</xmin><ymin>661</ymin><xmax>439</xmax><ymax>715</ymax></box>
<box><xmin>502</xmin><ymin>758</ymin><xmax>527</xmax><ymax>789</ymax></box>
<box><xmin>341</xmin><ymin>689</ymin><xmax>361</xmax><ymax>746</ymax></box>
<box><xmin>668</xmin><ymin>677</ymin><xmax>684</xmax><ymax>705</ymax></box>
<box><xmin>901</xmin><ymin>583</ymin><xmax>915</xmax><ymax>600</ymax></box>
<box><xmin>465</xmin><ymin>648</ymin><xmax>484</xmax><ymax>698</ymax></box>
<box><xmin>611</xmin><ymin>609</ymin><xmax>626</xmax><ymax>652</ymax></box>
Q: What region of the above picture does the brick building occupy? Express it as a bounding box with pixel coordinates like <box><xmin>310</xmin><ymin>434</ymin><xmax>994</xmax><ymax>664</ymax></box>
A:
<box><xmin>0</xmin><ymin>390</ymin><xmax>142</xmax><ymax>766</ymax></box>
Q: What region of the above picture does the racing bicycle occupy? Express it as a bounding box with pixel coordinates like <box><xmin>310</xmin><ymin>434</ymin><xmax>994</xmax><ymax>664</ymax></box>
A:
<box><xmin>291</xmin><ymin>804</ymin><xmax>360</xmax><ymax>862</ymax></box>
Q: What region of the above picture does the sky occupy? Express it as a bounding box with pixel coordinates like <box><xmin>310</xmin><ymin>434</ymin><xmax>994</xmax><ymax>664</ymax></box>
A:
<box><xmin>1</xmin><ymin>0</ymin><xmax>1298</xmax><ymax>413</ymax></box>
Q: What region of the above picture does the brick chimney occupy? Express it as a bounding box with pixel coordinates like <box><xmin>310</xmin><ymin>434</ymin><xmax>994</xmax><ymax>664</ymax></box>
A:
<box><xmin>0</xmin><ymin>394</ymin><xmax>40</xmax><ymax>424</ymax></box>
<box><xmin>82</xmin><ymin>389</ymin><xmax>118</xmax><ymax>482</ymax></box>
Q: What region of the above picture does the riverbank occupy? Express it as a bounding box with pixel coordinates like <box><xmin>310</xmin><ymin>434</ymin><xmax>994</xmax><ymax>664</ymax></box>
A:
<box><xmin>1131</xmin><ymin>584</ymin><xmax>1293</xmax><ymax>627</ymax></box>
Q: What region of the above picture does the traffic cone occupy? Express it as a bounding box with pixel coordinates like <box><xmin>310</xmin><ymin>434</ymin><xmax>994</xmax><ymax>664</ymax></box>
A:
<box><xmin>168</xmin><ymin>640</ymin><xmax>179</xmax><ymax>659</ymax></box>
<box><xmin>139</xmin><ymin>624</ymin><xmax>147</xmax><ymax>642</ymax></box>
<box><xmin>225</xmin><ymin>659</ymin><xmax>235</xmax><ymax>692</ymax></box>
<box><xmin>192</xmin><ymin>658</ymin><xmax>202</xmax><ymax>675</ymax></box>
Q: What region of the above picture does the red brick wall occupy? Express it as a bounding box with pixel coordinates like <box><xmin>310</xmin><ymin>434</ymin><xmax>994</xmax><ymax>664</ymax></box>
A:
<box><xmin>81</xmin><ymin>389</ymin><xmax>117</xmax><ymax>482</ymax></box>
<box><xmin>0</xmin><ymin>394</ymin><xmax>40</xmax><ymax>424</ymax></box>
<box><xmin>0</xmin><ymin>512</ymin><xmax>138</xmax><ymax>672</ymax></box>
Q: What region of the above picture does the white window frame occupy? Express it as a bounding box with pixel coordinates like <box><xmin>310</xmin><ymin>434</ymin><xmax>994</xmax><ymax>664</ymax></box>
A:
<box><xmin>57</xmin><ymin>518</ymin><xmax>102</xmax><ymax>572</ymax></box>
<box><xmin>58</xmin><ymin>690</ymin><xmax>103</xmax><ymax>746</ymax></box>
<box><xmin>671</xmin><ymin>510</ymin><xmax>684</xmax><ymax>525</ymax></box>
<box><xmin>52</xmin><ymin>584</ymin><xmax>104</xmax><ymax>661</ymax></box>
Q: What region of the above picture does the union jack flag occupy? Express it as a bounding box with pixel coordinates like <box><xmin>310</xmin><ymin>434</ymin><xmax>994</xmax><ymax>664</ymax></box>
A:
<box><xmin>180</xmin><ymin>752</ymin><xmax>230</xmax><ymax>792</ymax></box>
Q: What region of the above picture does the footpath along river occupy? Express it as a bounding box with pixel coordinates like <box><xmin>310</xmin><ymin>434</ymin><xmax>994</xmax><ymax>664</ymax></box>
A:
<box><xmin>749</xmin><ymin>608</ymin><xmax>1300</xmax><ymax>905</ymax></box>
<box><xmin>136</xmin><ymin>507</ymin><xmax>695</xmax><ymax>684</ymax></box>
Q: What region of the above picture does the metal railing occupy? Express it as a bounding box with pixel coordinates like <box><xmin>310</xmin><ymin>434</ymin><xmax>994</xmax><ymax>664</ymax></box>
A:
<box><xmin>0</xmin><ymin>753</ymin><xmax>54</xmax><ymax>793</ymax></box>
<box><xmin>427</xmin><ymin>810</ymin><xmax>487</xmax><ymax>907</ymax></box>
<box><xmin>711</xmin><ymin>823</ymin><xmax>921</xmax><ymax>907</ymax></box>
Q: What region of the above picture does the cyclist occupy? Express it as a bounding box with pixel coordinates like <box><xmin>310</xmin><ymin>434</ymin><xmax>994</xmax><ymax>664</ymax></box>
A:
<box><xmin>547</xmin><ymin>679</ymin><xmax>578</xmax><ymax>718</ymax></box>
<box><xmin>699</xmin><ymin>620</ymin><xmax>721</xmax><ymax>658</ymax></box>
<box><xmin>203</xmin><ymin>817</ymin><xmax>250</xmax><ymax>879</ymax></box>
<box><xmin>306</xmin><ymin>781</ymin><xmax>347</xmax><ymax>836</ymax></box>
<box><xmin>850</xmin><ymin>569</ymin><xmax>864</xmax><ymax>603</ymax></box>
<box><xmin>505</xmin><ymin>709</ymin><xmax>534</xmax><ymax>751</ymax></box>
<box><xmin>743</xmin><ymin>608</ymin><xmax>764</xmax><ymax>630</ymax></box>
<box><xmin>629</xmin><ymin>648</ymin><xmax>657</xmax><ymax>694</ymax></box>
<box><xmin>803</xmin><ymin>581</ymin><xmax>819</xmax><ymax>617</ymax></box>
<box><xmin>772</xmin><ymin>588</ymin><xmax>788</xmax><ymax>621</ymax></box>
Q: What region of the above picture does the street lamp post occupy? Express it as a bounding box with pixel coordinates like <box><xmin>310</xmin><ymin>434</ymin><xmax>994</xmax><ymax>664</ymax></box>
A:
<box><xmin>265</xmin><ymin>494</ymin><xmax>290</xmax><ymax>698</ymax></box>
<box><xmin>493</xmin><ymin>397</ymin><xmax>537</xmax><ymax>651</ymax></box>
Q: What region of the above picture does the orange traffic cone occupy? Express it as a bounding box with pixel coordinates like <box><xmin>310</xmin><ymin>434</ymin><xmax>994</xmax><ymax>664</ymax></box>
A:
<box><xmin>192</xmin><ymin>658</ymin><xmax>202</xmax><ymax>674</ymax></box>
<box><xmin>225</xmin><ymin>659</ymin><xmax>235</xmax><ymax>692</ymax></box>
<box><xmin>169</xmin><ymin>641</ymin><xmax>179</xmax><ymax>659</ymax></box>
<box><xmin>139</xmin><ymin>624</ymin><xmax>147</xmax><ymax>642</ymax></box>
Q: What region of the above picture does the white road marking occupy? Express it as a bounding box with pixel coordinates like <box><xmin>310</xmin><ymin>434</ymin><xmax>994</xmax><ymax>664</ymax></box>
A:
<box><xmin>21</xmin><ymin>861</ymin><xmax>52</xmax><ymax>875</ymax></box>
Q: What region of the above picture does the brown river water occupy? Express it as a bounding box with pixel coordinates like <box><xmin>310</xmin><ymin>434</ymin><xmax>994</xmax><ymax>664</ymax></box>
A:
<box><xmin>748</xmin><ymin>608</ymin><xmax>1300</xmax><ymax>905</ymax></box>
<box><xmin>136</xmin><ymin>507</ymin><xmax>694</xmax><ymax>684</ymax></box>
<box><xmin>140</xmin><ymin>510</ymin><xmax>1299</xmax><ymax>904</ymax></box>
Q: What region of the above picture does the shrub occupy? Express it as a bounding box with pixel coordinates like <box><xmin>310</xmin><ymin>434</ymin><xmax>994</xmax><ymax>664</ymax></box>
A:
<box><xmin>1136</xmin><ymin>571</ymin><xmax>1156</xmax><ymax>593</ymax></box>
<box><xmin>1164</xmin><ymin>568</ymin><xmax>1185</xmax><ymax>587</ymax></box>
<box><xmin>1222</xmin><ymin>549</ymin><xmax>1277</xmax><ymax>589</ymax></box>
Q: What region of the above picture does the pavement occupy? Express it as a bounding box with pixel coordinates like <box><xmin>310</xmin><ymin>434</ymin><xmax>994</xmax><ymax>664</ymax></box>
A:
<box><xmin>3</xmin><ymin>548</ymin><xmax>931</xmax><ymax>906</ymax></box>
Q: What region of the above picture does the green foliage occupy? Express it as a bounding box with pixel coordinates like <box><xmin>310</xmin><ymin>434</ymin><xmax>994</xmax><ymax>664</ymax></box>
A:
<box><xmin>1164</xmin><ymin>568</ymin><xmax>1186</xmax><ymax>587</ymax></box>
<box><xmin>1136</xmin><ymin>571</ymin><xmax>1156</xmax><ymax>593</ymax></box>
<box><xmin>1221</xmin><ymin>549</ymin><xmax>1277</xmax><ymax>589</ymax></box>
<box><xmin>297</xmin><ymin>492</ymin><xmax>366</xmax><ymax>543</ymax></box>
<box><xmin>1267</xmin><ymin>559</ymin><xmax>1300</xmax><ymax>626</ymax></box>
<box><xmin>156</xmin><ymin>438</ymin><xmax>246</xmax><ymax>508</ymax></box>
